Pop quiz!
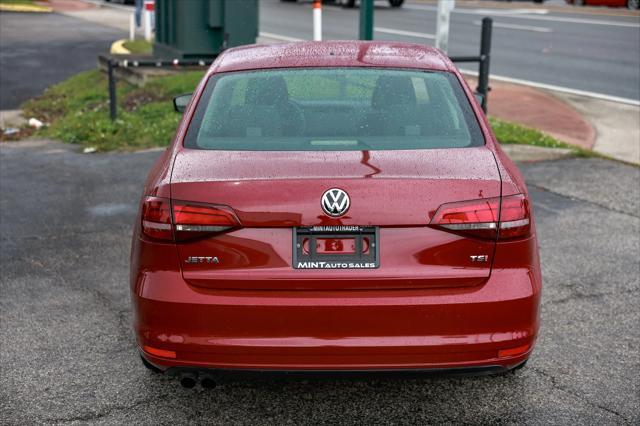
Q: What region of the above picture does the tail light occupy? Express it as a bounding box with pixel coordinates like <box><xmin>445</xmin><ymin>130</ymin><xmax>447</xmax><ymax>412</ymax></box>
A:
<box><xmin>173</xmin><ymin>202</ymin><xmax>240</xmax><ymax>241</ymax></box>
<box><xmin>497</xmin><ymin>194</ymin><xmax>531</xmax><ymax>239</ymax></box>
<box><xmin>141</xmin><ymin>197</ymin><xmax>173</xmax><ymax>240</ymax></box>
<box><xmin>141</xmin><ymin>196</ymin><xmax>240</xmax><ymax>242</ymax></box>
<box><xmin>430</xmin><ymin>194</ymin><xmax>530</xmax><ymax>240</ymax></box>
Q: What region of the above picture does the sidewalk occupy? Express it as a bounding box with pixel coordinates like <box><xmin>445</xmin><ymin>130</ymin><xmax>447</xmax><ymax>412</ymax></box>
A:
<box><xmin>464</xmin><ymin>75</ymin><xmax>639</xmax><ymax>164</ymax></box>
<box><xmin>558</xmin><ymin>92</ymin><xmax>640</xmax><ymax>164</ymax></box>
<box><xmin>464</xmin><ymin>75</ymin><xmax>596</xmax><ymax>150</ymax></box>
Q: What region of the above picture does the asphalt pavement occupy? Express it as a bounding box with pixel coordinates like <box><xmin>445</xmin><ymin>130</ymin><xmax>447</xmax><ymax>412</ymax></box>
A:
<box><xmin>0</xmin><ymin>11</ymin><xmax>125</xmax><ymax>109</ymax></box>
<box><xmin>1</xmin><ymin>139</ymin><xmax>638</xmax><ymax>424</ymax></box>
<box><xmin>260</xmin><ymin>0</ymin><xmax>640</xmax><ymax>101</ymax></box>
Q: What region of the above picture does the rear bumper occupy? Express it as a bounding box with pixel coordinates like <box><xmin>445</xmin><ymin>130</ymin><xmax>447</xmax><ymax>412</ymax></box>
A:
<box><xmin>157</xmin><ymin>361</ymin><xmax>527</xmax><ymax>380</ymax></box>
<box><xmin>132</xmin><ymin>264</ymin><xmax>540</xmax><ymax>372</ymax></box>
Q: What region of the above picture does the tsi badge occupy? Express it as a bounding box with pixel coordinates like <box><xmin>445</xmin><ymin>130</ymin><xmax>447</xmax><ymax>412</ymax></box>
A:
<box><xmin>470</xmin><ymin>255</ymin><xmax>489</xmax><ymax>263</ymax></box>
<box><xmin>185</xmin><ymin>256</ymin><xmax>220</xmax><ymax>265</ymax></box>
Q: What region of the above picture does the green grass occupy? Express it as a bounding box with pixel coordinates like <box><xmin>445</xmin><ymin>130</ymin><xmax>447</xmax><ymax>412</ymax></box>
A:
<box><xmin>489</xmin><ymin>117</ymin><xmax>567</xmax><ymax>148</ymax></box>
<box><xmin>123</xmin><ymin>39</ymin><xmax>152</xmax><ymax>55</ymax></box>
<box><xmin>22</xmin><ymin>69</ymin><xmax>204</xmax><ymax>151</ymax></box>
<box><xmin>0</xmin><ymin>0</ymin><xmax>39</xmax><ymax>4</ymax></box>
<box><xmin>489</xmin><ymin>116</ymin><xmax>596</xmax><ymax>157</ymax></box>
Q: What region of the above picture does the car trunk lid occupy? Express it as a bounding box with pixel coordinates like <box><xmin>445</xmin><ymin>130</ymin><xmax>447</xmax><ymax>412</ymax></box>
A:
<box><xmin>170</xmin><ymin>147</ymin><xmax>501</xmax><ymax>290</ymax></box>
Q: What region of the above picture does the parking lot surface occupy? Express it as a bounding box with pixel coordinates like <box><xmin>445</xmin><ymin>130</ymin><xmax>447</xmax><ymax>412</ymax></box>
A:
<box><xmin>0</xmin><ymin>12</ymin><xmax>123</xmax><ymax>109</ymax></box>
<box><xmin>1</xmin><ymin>140</ymin><xmax>638</xmax><ymax>424</ymax></box>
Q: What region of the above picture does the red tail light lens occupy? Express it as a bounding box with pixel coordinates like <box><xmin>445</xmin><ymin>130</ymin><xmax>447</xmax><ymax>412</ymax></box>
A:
<box><xmin>141</xmin><ymin>197</ymin><xmax>240</xmax><ymax>242</ymax></box>
<box><xmin>498</xmin><ymin>194</ymin><xmax>531</xmax><ymax>239</ymax></box>
<box><xmin>143</xmin><ymin>345</ymin><xmax>177</xmax><ymax>359</ymax></box>
<box><xmin>430</xmin><ymin>197</ymin><xmax>500</xmax><ymax>239</ymax></box>
<box><xmin>430</xmin><ymin>194</ymin><xmax>531</xmax><ymax>240</ymax></box>
<box><xmin>173</xmin><ymin>202</ymin><xmax>240</xmax><ymax>241</ymax></box>
<box><xmin>141</xmin><ymin>197</ymin><xmax>173</xmax><ymax>241</ymax></box>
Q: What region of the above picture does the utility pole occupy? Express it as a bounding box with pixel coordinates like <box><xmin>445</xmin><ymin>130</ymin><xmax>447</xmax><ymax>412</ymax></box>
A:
<box><xmin>435</xmin><ymin>0</ymin><xmax>455</xmax><ymax>53</ymax></box>
<box><xmin>359</xmin><ymin>0</ymin><xmax>374</xmax><ymax>41</ymax></box>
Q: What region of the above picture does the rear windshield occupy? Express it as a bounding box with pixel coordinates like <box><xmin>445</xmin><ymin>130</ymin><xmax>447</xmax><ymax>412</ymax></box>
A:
<box><xmin>184</xmin><ymin>68</ymin><xmax>484</xmax><ymax>151</ymax></box>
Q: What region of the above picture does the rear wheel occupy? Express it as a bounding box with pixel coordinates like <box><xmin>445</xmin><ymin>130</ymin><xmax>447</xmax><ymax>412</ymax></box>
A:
<box><xmin>389</xmin><ymin>0</ymin><xmax>404</xmax><ymax>7</ymax></box>
<box><xmin>574</xmin><ymin>0</ymin><xmax>585</xmax><ymax>5</ymax></box>
<box><xmin>628</xmin><ymin>0</ymin><xmax>639</xmax><ymax>9</ymax></box>
<box><xmin>339</xmin><ymin>0</ymin><xmax>356</xmax><ymax>8</ymax></box>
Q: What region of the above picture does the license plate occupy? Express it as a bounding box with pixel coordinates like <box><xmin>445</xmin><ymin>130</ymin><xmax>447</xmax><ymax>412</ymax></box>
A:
<box><xmin>293</xmin><ymin>226</ymin><xmax>379</xmax><ymax>269</ymax></box>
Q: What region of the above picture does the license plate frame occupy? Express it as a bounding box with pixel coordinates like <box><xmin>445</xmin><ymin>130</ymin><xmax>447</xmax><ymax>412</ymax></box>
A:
<box><xmin>292</xmin><ymin>226</ymin><xmax>379</xmax><ymax>269</ymax></box>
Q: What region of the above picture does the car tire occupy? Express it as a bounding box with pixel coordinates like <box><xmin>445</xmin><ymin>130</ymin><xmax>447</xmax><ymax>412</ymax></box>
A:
<box><xmin>140</xmin><ymin>355</ymin><xmax>162</xmax><ymax>373</ymax></box>
<box><xmin>280</xmin><ymin>0</ymin><xmax>297</xmax><ymax>2</ymax></box>
<box><xmin>574</xmin><ymin>0</ymin><xmax>585</xmax><ymax>5</ymax></box>
<box><xmin>628</xmin><ymin>0</ymin><xmax>639</xmax><ymax>9</ymax></box>
<box><xmin>340</xmin><ymin>0</ymin><xmax>356</xmax><ymax>8</ymax></box>
<box><xmin>389</xmin><ymin>0</ymin><xmax>404</xmax><ymax>7</ymax></box>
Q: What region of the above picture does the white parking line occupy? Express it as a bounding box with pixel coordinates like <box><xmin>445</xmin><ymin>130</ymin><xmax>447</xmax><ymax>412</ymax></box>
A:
<box><xmin>374</xmin><ymin>27</ymin><xmax>435</xmax><ymax>39</ymax></box>
<box><xmin>404</xmin><ymin>4</ymin><xmax>640</xmax><ymax>28</ymax></box>
<box><xmin>460</xmin><ymin>68</ymin><xmax>640</xmax><ymax>106</ymax></box>
<box><xmin>473</xmin><ymin>20</ymin><xmax>552</xmax><ymax>33</ymax></box>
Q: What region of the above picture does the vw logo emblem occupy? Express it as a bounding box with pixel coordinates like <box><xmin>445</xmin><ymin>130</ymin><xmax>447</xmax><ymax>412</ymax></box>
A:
<box><xmin>321</xmin><ymin>188</ymin><xmax>350</xmax><ymax>217</ymax></box>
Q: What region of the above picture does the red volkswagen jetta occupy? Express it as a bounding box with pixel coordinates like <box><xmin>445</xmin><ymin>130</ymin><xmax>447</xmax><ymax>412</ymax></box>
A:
<box><xmin>131</xmin><ymin>41</ymin><xmax>541</xmax><ymax>386</ymax></box>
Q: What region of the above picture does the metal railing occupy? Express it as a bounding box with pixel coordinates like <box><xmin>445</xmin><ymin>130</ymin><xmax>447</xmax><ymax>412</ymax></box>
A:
<box><xmin>450</xmin><ymin>17</ymin><xmax>493</xmax><ymax>113</ymax></box>
<box><xmin>100</xmin><ymin>56</ymin><xmax>214</xmax><ymax>121</ymax></box>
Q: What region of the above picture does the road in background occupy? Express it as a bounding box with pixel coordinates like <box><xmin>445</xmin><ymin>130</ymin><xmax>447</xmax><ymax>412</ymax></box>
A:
<box><xmin>260</xmin><ymin>0</ymin><xmax>640</xmax><ymax>101</ymax></box>
<box><xmin>7</xmin><ymin>0</ymin><xmax>635</xmax><ymax>106</ymax></box>
<box><xmin>0</xmin><ymin>12</ymin><xmax>125</xmax><ymax>109</ymax></box>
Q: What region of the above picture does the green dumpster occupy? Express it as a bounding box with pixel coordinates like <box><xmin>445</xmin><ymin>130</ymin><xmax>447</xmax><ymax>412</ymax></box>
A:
<box><xmin>154</xmin><ymin>0</ymin><xmax>259</xmax><ymax>60</ymax></box>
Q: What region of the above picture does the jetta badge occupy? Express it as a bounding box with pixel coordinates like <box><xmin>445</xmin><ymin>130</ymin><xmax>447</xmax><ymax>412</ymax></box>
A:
<box><xmin>321</xmin><ymin>188</ymin><xmax>350</xmax><ymax>217</ymax></box>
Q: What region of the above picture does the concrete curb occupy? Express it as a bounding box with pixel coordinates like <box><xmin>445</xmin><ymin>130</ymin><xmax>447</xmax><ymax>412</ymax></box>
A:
<box><xmin>0</xmin><ymin>3</ymin><xmax>52</xmax><ymax>13</ymax></box>
<box><xmin>500</xmin><ymin>144</ymin><xmax>574</xmax><ymax>163</ymax></box>
<box><xmin>110</xmin><ymin>39</ymin><xmax>131</xmax><ymax>55</ymax></box>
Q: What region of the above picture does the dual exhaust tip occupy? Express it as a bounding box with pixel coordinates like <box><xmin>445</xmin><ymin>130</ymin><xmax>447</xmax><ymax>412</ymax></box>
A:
<box><xmin>180</xmin><ymin>373</ymin><xmax>216</xmax><ymax>389</ymax></box>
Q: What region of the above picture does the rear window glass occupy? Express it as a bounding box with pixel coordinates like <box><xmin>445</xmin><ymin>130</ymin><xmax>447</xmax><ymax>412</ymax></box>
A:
<box><xmin>184</xmin><ymin>68</ymin><xmax>484</xmax><ymax>151</ymax></box>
